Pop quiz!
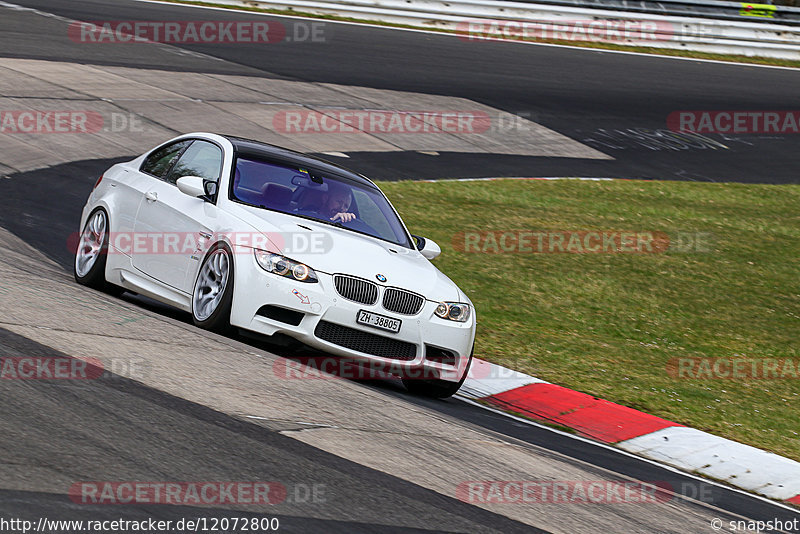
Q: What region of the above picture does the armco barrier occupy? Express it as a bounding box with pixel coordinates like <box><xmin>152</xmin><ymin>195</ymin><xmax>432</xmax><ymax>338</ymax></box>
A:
<box><xmin>206</xmin><ymin>0</ymin><xmax>800</xmax><ymax>59</ymax></box>
<box><xmin>503</xmin><ymin>0</ymin><xmax>800</xmax><ymax>26</ymax></box>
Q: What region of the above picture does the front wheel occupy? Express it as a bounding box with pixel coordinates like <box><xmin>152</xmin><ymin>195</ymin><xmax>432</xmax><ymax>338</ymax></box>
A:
<box><xmin>192</xmin><ymin>244</ymin><xmax>234</xmax><ymax>333</ymax></box>
<box><xmin>402</xmin><ymin>349</ymin><xmax>473</xmax><ymax>399</ymax></box>
<box><xmin>74</xmin><ymin>208</ymin><xmax>122</xmax><ymax>296</ymax></box>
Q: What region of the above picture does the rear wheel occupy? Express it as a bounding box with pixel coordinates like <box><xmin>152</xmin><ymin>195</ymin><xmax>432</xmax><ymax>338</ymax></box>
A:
<box><xmin>403</xmin><ymin>349</ymin><xmax>473</xmax><ymax>399</ymax></box>
<box><xmin>192</xmin><ymin>244</ymin><xmax>234</xmax><ymax>333</ymax></box>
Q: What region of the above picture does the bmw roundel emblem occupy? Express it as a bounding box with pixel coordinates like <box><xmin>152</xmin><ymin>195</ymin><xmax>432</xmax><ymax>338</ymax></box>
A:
<box><xmin>376</xmin><ymin>274</ymin><xmax>387</xmax><ymax>282</ymax></box>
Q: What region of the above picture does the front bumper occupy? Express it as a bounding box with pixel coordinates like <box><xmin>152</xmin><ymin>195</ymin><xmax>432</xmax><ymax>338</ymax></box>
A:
<box><xmin>230</xmin><ymin>252</ymin><xmax>475</xmax><ymax>382</ymax></box>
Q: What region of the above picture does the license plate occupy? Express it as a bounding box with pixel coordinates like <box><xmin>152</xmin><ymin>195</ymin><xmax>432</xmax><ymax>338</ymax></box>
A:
<box><xmin>357</xmin><ymin>310</ymin><xmax>401</xmax><ymax>333</ymax></box>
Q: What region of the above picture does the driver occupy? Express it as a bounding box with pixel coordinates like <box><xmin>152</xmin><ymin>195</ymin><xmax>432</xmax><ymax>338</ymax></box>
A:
<box><xmin>317</xmin><ymin>182</ymin><xmax>356</xmax><ymax>223</ymax></box>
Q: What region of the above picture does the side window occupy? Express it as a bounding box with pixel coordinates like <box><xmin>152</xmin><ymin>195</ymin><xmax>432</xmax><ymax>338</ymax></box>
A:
<box><xmin>140</xmin><ymin>140</ymin><xmax>192</xmax><ymax>179</ymax></box>
<box><xmin>166</xmin><ymin>140</ymin><xmax>223</xmax><ymax>186</ymax></box>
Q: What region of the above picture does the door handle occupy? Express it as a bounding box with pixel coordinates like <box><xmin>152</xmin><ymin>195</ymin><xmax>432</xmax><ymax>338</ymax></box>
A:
<box><xmin>145</xmin><ymin>191</ymin><xmax>158</xmax><ymax>202</ymax></box>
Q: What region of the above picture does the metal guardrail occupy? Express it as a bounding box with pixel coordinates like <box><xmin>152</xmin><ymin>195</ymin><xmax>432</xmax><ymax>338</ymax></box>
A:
<box><xmin>504</xmin><ymin>0</ymin><xmax>800</xmax><ymax>26</ymax></box>
<box><xmin>213</xmin><ymin>0</ymin><xmax>800</xmax><ymax>59</ymax></box>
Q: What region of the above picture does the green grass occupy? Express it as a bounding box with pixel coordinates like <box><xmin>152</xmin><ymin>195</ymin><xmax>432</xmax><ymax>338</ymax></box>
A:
<box><xmin>160</xmin><ymin>0</ymin><xmax>800</xmax><ymax>69</ymax></box>
<box><xmin>378</xmin><ymin>178</ymin><xmax>800</xmax><ymax>461</ymax></box>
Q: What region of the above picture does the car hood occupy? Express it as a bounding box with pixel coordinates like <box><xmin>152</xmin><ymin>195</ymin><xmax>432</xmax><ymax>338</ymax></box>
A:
<box><xmin>229</xmin><ymin>205</ymin><xmax>461</xmax><ymax>302</ymax></box>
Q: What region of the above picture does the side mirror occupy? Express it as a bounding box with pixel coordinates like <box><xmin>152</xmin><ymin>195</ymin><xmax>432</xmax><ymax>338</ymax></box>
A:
<box><xmin>176</xmin><ymin>176</ymin><xmax>207</xmax><ymax>198</ymax></box>
<box><xmin>412</xmin><ymin>235</ymin><xmax>441</xmax><ymax>260</ymax></box>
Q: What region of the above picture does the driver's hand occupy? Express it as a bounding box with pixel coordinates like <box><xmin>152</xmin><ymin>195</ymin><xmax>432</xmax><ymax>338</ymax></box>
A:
<box><xmin>331</xmin><ymin>212</ymin><xmax>356</xmax><ymax>223</ymax></box>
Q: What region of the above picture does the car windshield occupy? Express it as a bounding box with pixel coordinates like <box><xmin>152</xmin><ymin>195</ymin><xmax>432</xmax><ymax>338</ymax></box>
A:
<box><xmin>230</xmin><ymin>157</ymin><xmax>412</xmax><ymax>248</ymax></box>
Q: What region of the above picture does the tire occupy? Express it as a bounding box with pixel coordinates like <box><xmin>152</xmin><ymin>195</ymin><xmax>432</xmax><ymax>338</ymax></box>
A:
<box><xmin>403</xmin><ymin>348</ymin><xmax>474</xmax><ymax>399</ymax></box>
<box><xmin>191</xmin><ymin>243</ymin><xmax>234</xmax><ymax>333</ymax></box>
<box><xmin>74</xmin><ymin>208</ymin><xmax>115</xmax><ymax>292</ymax></box>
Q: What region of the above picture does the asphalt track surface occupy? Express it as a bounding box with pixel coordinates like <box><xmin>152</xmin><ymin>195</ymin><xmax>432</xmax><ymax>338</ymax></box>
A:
<box><xmin>3</xmin><ymin>157</ymin><xmax>799</xmax><ymax>530</ymax></box>
<box><xmin>1</xmin><ymin>0</ymin><xmax>800</xmax><ymax>532</ymax></box>
<box><xmin>5</xmin><ymin>0</ymin><xmax>800</xmax><ymax>183</ymax></box>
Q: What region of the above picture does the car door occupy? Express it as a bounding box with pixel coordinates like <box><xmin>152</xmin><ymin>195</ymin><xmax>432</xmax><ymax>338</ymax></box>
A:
<box><xmin>112</xmin><ymin>139</ymin><xmax>192</xmax><ymax>247</ymax></box>
<box><xmin>132</xmin><ymin>139</ymin><xmax>223</xmax><ymax>293</ymax></box>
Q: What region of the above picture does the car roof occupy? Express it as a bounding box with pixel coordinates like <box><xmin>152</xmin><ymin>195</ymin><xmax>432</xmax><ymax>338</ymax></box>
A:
<box><xmin>221</xmin><ymin>134</ymin><xmax>377</xmax><ymax>189</ymax></box>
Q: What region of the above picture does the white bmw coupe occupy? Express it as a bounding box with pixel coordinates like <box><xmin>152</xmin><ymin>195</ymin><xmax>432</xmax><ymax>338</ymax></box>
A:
<box><xmin>74</xmin><ymin>133</ymin><xmax>475</xmax><ymax>397</ymax></box>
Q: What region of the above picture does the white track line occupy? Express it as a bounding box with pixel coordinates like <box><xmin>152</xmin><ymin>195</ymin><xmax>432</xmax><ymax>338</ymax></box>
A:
<box><xmin>457</xmin><ymin>396</ymin><xmax>800</xmax><ymax>515</ymax></box>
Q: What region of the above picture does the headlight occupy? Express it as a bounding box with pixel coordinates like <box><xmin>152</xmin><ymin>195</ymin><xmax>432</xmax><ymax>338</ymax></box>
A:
<box><xmin>434</xmin><ymin>302</ymin><xmax>471</xmax><ymax>323</ymax></box>
<box><xmin>254</xmin><ymin>250</ymin><xmax>318</xmax><ymax>283</ymax></box>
